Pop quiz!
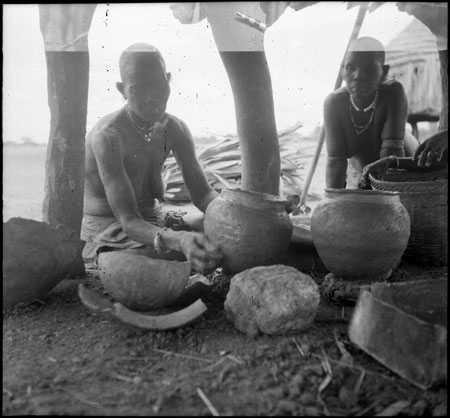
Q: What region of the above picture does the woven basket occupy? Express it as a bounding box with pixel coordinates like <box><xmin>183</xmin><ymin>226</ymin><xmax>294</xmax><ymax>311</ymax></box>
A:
<box><xmin>369</xmin><ymin>169</ymin><xmax>448</xmax><ymax>266</ymax></box>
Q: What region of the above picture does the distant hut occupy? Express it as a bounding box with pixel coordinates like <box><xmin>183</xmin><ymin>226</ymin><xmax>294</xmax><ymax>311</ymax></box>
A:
<box><xmin>385</xmin><ymin>18</ymin><xmax>442</xmax><ymax>139</ymax></box>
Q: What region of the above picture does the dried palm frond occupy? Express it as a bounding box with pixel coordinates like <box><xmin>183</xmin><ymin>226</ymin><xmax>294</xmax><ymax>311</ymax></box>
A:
<box><xmin>162</xmin><ymin>124</ymin><xmax>318</xmax><ymax>203</ymax></box>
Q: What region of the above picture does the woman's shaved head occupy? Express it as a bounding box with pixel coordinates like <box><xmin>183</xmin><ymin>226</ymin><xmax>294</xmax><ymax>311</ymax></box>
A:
<box><xmin>346</xmin><ymin>37</ymin><xmax>386</xmax><ymax>65</ymax></box>
<box><xmin>119</xmin><ymin>43</ymin><xmax>166</xmax><ymax>82</ymax></box>
<box><xmin>116</xmin><ymin>43</ymin><xmax>170</xmax><ymax>124</ymax></box>
<box><xmin>342</xmin><ymin>36</ymin><xmax>389</xmax><ymax>101</ymax></box>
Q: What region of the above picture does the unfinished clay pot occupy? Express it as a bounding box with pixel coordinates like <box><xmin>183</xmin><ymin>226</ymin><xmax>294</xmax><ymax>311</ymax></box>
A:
<box><xmin>311</xmin><ymin>189</ymin><xmax>410</xmax><ymax>281</ymax></box>
<box><xmin>97</xmin><ymin>252</ymin><xmax>191</xmax><ymax>311</ymax></box>
<box><xmin>204</xmin><ymin>189</ymin><xmax>293</xmax><ymax>274</ymax></box>
<box><xmin>3</xmin><ymin>217</ymin><xmax>85</xmax><ymax>309</ymax></box>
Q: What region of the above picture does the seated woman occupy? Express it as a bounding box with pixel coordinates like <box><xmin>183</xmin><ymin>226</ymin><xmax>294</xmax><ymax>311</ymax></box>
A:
<box><xmin>362</xmin><ymin>129</ymin><xmax>448</xmax><ymax>185</ymax></box>
<box><xmin>324</xmin><ymin>36</ymin><xmax>420</xmax><ymax>189</ymax></box>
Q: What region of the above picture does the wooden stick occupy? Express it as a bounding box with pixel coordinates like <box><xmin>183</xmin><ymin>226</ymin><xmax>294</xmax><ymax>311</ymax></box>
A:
<box><xmin>298</xmin><ymin>4</ymin><xmax>369</xmax><ymax>210</ymax></box>
<box><xmin>196</xmin><ymin>387</ymin><xmax>220</xmax><ymax>416</ymax></box>
<box><xmin>197</xmin><ymin>357</ymin><xmax>227</xmax><ymax>373</ymax></box>
<box><xmin>226</xmin><ymin>354</ymin><xmax>245</xmax><ymax>365</ymax></box>
<box><xmin>153</xmin><ymin>348</ymin><xmax>214</xmax><ymax>363</ymax></box>
<box><xmin>291</xmin><ymin>337</ymin><xmax>306</xmax><ymax>357</ymax></box>
<box><xmin>354</xmin><ymin>369</ymin><xmax>366</xmax><ymax>394</ymax></box>
<box><xmin>310</xmin><ymin>353</ymin><xmax>410</xmax><ymax>386</ymax></box>
<box><xmin>355</xmin><ymin>399</ymin><xmax>381</xmax><ymax>416</ymax></box>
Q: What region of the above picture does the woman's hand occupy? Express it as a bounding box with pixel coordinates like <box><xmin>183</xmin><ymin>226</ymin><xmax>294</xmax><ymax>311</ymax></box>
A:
<box><xmin>361</xmin><ymin>156</ymin><xmax>396</xmax><ymax>188</ymax></box>
<box><xmin>413</xmin><ymin>130</ymin><xmax>448</xmax><ymax>167</ymax></box>
<box><xmin>177</xmin><ymin>231</ymin><xmax>222</xmax><ymax>274</ymax></box>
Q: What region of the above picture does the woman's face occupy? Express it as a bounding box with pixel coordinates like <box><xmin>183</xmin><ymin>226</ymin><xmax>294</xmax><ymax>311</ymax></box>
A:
<box><xmin>119</xmin><ymin>54</ymin><xmax>171</xmax><ymax>125</ymax></box>
<box><xmin>124</xmin><ymin>71</ymin><xmax>170</xmax><ymax>125</ymax></box>
<box><xmin>342</xmin><ymin>51</ymin><xmax>385</xmax><ymax>100</ymax></box>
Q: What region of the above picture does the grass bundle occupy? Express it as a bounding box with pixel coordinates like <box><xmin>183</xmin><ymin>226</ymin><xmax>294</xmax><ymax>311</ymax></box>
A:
<box><xmin>162</xmin><ymin>123</ymin><xmax>320</xmax><ymax>203</ymax></box>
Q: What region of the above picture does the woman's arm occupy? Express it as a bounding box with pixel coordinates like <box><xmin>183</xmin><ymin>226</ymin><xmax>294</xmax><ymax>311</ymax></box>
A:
<box><xmin>170</xmin><ymin>117</ymin><xmax>219</xmax><ymax>212</ymax></box>
<box><xmin>92</xmin><ymin>129</ymin><xmax>221</xmax><ymax>273</ymax></box>
<box><xmin>380</xmin><ymin>82</ymin><xmax>408</xmax><ymax>158</ymax></box>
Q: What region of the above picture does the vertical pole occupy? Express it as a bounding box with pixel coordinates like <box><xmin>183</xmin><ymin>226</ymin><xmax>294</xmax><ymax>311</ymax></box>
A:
<box><xmin>207</xmin><ymin>3</ymin><xmax>280</xmax><ymax>195</ymax></box>
<box><xmin>39</xmin><ymin>5</ymin><xmax>96</xmax><ymax>234</ymax></box>
<box><xmin>438</xmin><ymin>49</ymin><xmax>448</xmax><ymax>131</ymax></box>
<box><xmin>298</xmin><ymin>4</ymin><xmax>369</xmax><ymax>212</ymax></box>
<box><xmin>217</xmin><ymin>51</ymin><xmax>280</xmax><ymax>195</ymax></box>
<box><xmin>39</xmin><ymin>4</ymin><xmax>96</xmax><ymax>275</ymax></box>
<box><xmin>42</xmin><ymin>51</ymin><xmax>90</xmax><ymax>233</ymax></box>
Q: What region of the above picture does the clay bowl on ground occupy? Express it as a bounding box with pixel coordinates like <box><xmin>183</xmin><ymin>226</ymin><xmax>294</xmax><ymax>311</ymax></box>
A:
<box><xmin>97</xmin><ymin>252</ymin><xmax>191</xmax><ymax>311</ymax></box>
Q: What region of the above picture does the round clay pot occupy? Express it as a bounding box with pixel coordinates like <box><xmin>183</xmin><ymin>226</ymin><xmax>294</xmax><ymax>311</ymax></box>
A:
<box><xmin>311</xmin><ymin>189</ymin><xmax>410</xmax><ymax>281</ymax></box>
<box><xmin>98</xmin><ymin>252</ymin><xmax>191</xmax><ymax>311</ymax></box>
<box><xmin>204</xmin><ymin>189</ymin><xmax>293</xmax><ymax>274</ymax></box>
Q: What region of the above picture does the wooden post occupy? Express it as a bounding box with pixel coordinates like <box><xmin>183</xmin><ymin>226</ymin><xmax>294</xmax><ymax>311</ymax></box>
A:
<box><xmin>39</xmin><ymin>4</ymin><xmax>96</xmax><ymax>234</ymax></box>
<box><xmin>217</xmin><ymin>51</ymin><xmax>280</xmax><ymax>195</ymax></box>
<box><xmin>39</xmin><ymin>5</ymin><xmax>96</xmax><ymax>276</ymax></box>
<box><xmin>42</xmin><ymin>51</ymin><xmax>90</xmax><ymax>233</ymax></box>
<box><xmin>438</xmin><ymin>49</ymin><xmax>448</xmax><ymax>131</ymax></box>
<box><xmin>207</xmin><ymin>3</ymin><xmax>280</xmax><ymax>195</ymax></box>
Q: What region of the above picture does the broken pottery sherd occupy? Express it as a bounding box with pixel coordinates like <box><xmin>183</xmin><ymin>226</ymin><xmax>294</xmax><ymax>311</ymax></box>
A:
<box><xmin>224</xmin><ymin>265</ymin><xmax>320</xmax><ymax>337</ymax></box>
<box><xmin>3</xmin><ymin>217</ymin><xmax>85</xmax><ymax>309</ymax></box>
<box><xmin>78</xmin><ymin>283</ymin><xmax>114</xmax><ymax>315</ymax></box>
<box><xmin>97</xmin><ymin>252</ymin><xmax>191</xmax><ymax>311</ymax></box>
<box><xmin>348</xmin><ymin>278</ymin><xmax>447</xmax><ymax>389</ymax></box>
<box><xmin>113</xmin><ymin>299</ymin><xmax>207</xmax><ymax>331</ymax></box>
<box><xmin>78</xmin><ymin>284</ymin><xmax>207</xmax><ymax>330</ymax></box>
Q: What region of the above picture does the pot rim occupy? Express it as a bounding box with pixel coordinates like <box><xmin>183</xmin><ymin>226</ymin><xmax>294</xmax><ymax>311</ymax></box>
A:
<box><xmin>322</xmin><ymin>188</ymin><xmax>403</xmax><ymax>205</ymax></box>
<box><xmin>324</xmin><ymin>188</ymin><xmax>400</xmax><ymax>197</ymax></box>
<box><xmin>221</xmin><ymin>188</ymin><xmax>288</xmax><ymax>204</ymax></box>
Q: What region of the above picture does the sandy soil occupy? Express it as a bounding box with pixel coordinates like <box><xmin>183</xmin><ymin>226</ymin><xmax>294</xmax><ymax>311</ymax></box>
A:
<box><xmin>3</xmin><ymin>247</ymin><xmax>447</xmax><ymax>416</ymax></box>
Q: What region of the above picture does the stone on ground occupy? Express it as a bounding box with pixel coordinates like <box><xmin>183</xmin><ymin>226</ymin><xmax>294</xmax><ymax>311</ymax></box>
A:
<box><xmin>224</xmin><ymin>264</ymin><xmax>320</xmax><ymax>336</ymax></box>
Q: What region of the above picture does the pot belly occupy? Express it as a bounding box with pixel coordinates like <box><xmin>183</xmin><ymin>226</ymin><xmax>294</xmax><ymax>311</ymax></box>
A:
<box><xmin>204</xmin><ymin>191</ymin><xmax>293</xmax><ymax>274</ymax></box>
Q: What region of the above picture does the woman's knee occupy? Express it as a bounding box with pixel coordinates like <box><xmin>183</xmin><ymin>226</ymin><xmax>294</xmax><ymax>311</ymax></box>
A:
<box><xmin>404</xmin><ymin>130</ymin><xmax>420</xmax><ymax>156</ymax></box>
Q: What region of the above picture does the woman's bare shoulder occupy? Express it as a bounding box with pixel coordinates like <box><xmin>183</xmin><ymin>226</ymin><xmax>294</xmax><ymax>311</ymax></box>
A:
<box><xmin>324</xmin><ymin>87</ymin><xmax>348</xmax><ymax>106</ymax></box>
<box><xmin>380</xmin><ymin>78</ymin><xmax>405</xmax><ymax>94</ymax></box>
<box><xmin>165</xmin><ymin>113</ymin><xmax>193</xmax><ymax>141</ymax></box>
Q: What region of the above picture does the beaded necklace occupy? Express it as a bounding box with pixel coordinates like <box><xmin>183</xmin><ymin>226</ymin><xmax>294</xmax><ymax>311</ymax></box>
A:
<box><xmin>125</xmin><ymin>107</ymin><xmax>155</xmax><ymax>143</ymax></box>
<box><xmin>349</xmin><ymin>90</ymin><xmax>378</xmax><ymax>135</ymax></box>
<box><xmin>350</xmin><ymin>89</ymin><xmax>378</xmax><ymax>112</ymax></box>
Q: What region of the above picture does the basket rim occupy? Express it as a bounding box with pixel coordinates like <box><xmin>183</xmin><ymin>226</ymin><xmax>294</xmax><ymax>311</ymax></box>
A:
<box><xmin>368</xmin><ymin>173</ymin><xmax>448</xmax><ymax>187</ymax></box>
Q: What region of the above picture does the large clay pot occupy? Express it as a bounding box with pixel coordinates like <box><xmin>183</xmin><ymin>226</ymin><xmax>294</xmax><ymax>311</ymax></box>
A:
<box><xmin>204</xmin><ymin>189</ymin><xmax>293</xmax><ymax>274</ymax></box>
<box><xmin>311</xmin><ymin>189</ymin><xmax>410</xmax><ymax>281</ymax></box>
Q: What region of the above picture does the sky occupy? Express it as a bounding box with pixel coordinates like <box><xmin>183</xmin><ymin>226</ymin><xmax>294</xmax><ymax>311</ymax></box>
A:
<box><xmin>3</xmin><ymin>2</ymin><xmax>415</xmax><ymax>144</ymax></box>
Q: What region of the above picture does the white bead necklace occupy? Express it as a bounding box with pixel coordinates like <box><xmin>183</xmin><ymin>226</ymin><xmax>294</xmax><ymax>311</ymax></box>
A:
<box><xmin>350</xmin><ymin>90</ymin><xmax>378</xmax><ymax>112</ymax></box>
<box><xmin>126</xmin><ymin>107</ymin><xmax>155</xmax><ymax>143</ymax></box>
<box><xmin>349</xmin><ymin>103</ymin><xmax>377</xmax><ymax>136</ymax></box>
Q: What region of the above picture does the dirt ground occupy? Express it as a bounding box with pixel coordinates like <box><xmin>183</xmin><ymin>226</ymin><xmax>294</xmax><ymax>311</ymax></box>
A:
<box><xmin>3</xmin><ymin>241</ymin><xmax>447</xmax><ymax>416</ymax></box>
